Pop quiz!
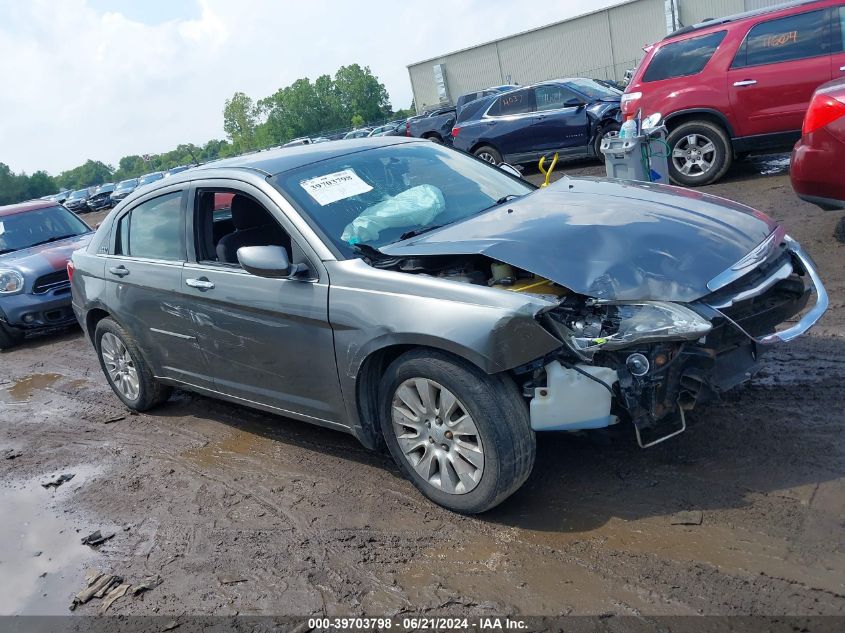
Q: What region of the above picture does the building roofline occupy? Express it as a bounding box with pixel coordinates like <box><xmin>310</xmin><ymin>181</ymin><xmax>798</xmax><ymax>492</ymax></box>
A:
<box><xmin>406</xmin><ymin>0</ymin><xmax>637</xmax><ymax>68</ymax></box>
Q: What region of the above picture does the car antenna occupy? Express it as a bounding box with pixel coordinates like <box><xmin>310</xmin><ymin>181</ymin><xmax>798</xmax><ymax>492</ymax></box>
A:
<box><xmin>187</xmin><ymin>147</ymin><xmax>200</xmax><ymax>166</ymax></box>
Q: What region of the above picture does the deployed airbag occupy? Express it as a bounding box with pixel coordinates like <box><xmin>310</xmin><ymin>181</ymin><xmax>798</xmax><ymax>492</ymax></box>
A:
<box><xmin>341</xmin><ymin>184</ymin><xmax>445</xmax><ymax>244</ymax></box>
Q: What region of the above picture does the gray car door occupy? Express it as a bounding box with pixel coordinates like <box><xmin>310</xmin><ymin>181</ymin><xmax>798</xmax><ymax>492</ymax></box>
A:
<box><xmin>180</xmin><ymin>180</ymin><xmax>346</xmax><ymax>428</ymax></box>
<box><xmin>104</xmin><ymin>185</ymin><xmax>214</xmax><ymax>389</ymax></box>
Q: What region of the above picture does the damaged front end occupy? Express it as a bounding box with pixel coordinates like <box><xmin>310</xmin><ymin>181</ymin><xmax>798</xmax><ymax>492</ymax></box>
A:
<box><xmin>519</xmin><ymin>233</ymin><xmax>827</xmax><ymax>447</ymax></box>
<box><xmin>362</xmin><ymin>220</ymin><xmax>826</xmax><ymax>449</ymax></box>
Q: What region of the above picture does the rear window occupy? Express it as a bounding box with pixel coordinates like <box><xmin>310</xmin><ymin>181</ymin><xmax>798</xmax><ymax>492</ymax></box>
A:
<box><xmin>643</xmin><ymin>30</ymin><xmax>727</xmax><ymax>82</ymax></box>
<box><xmin>732</xmin><ymin>9</ymin><xmax>829</xmax><ymax>67</ymax></box>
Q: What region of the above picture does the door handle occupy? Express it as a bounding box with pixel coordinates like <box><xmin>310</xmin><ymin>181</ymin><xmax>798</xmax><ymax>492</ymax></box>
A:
<box><xmin>733</xmin><ymin>80</ymin><xmax>757</xmax><ymax>87</ymax></box>
<box><xmin>185</xmin><ymin>277</ymin><xmax>215</xmax><ymax>290</ymax></box>
<box><xmin>108</xmin><ymin>265</ymin><xmax>129</xmax><ymax>277</ymax></box>
<box><xmin>840</xmin><ymin>66</ymin><xmax>845</xmax><ymax>72</ymax></box>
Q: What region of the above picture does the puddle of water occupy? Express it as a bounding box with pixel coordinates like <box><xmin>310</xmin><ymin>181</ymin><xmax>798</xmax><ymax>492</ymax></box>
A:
<box><xmin>2</xmin><ymin>373</ymin><xmax>63</xmax><ymax>402</ymax></box>
<box><xmin>747</xmin><ymin>154</ymin><xmax>791</xmax><ymax>176</ymax></box>
<box><xmin>0</xmin><ymin>465</ymin><xmax>101</xmax><ymax>615</ymax></box>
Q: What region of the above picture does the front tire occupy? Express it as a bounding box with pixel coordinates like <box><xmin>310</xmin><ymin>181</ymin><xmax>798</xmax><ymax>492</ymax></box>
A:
<box><xmin>592</xmin><ymin>121</ymin><xmax>621</xmax><ymax>159</ymax></box>
<box><xmin>0</xmin><ymin>321</ymin><xmax>25</xmax><ymax>350</ymax></box>
<box><xmin>666</xmin><ymin>120</ymin><xmax>732</xmax><ymax>186</ymax></box>
<box><xmin>95</xmin><ymin>317</ymin><xmax>171</xmax><ymax>411</ymax></box>
<box><xmin>378</xmin><ymin>349</ymin><xmax>535</xmax><ymax>514</ymax></box>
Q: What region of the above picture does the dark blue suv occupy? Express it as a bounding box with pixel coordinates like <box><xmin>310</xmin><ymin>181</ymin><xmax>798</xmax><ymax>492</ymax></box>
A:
<box><xmin>451</xmin><ymin>78</ymin><xmax>623</xmax><ymax>165</ymax></box>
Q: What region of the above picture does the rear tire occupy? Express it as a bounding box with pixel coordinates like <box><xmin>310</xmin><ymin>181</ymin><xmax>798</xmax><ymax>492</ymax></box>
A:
<box><xmin>424</xmin><ymin>134</ymin><xmax>443</xmax><ymax>144</ymax></box>
<box><xmin>94</xmin><ymin>317</ymin><xmax>171</xmax><ymax>411</ymax></box>
<box><xmin>378</xmin><ymin>349</ymin><xmax>535</xmax><ymax>514</ymax></box>
<box><xmin>473</xmin><ymin>145</ymin><xmax>503</xmax><ymax>166</ymax></box>
<box><xmin>0</xmin><ymin>322</ymin><xmax>25</xmax><ymax>350</ymax></box>
<box><xmin>666</xmin><ymin>120</ymin><xmax>732</xmax><ymax>186</ymax></box>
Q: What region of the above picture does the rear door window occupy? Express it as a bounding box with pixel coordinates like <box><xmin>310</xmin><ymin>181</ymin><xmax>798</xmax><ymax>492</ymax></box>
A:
<box><xmin>643</xmin><ymin>30</ymin><xmax>727</xmax><ymax>82</ymax></box>
<box><xmin>733</xmin><ymin>9</ymin><xmax>830</xmax><ymax>68</ymax></box>
<box><xmin>117</xmin><ymin>192</ymin><xmax>184</xmax><ymax>260</ymax></box>
<box><xmin>486</xmin><ymin>89</ymin><xmax>535</xmax><ymax>116</ymax></box>
<box><xmin>835</xmin><ymin>6</ymin><xmax>845</xmax><ymax>53</ymax></box>
<box><xmin>534</xmin><ymin>85</ymin><xmax>581</xmax><ymax>111</ymax></box>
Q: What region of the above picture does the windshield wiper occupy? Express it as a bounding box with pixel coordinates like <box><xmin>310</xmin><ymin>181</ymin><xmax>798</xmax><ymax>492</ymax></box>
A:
<box><xmin>26</xmin><ymin>234</ymin><xmax>78</xmax><ymax>248</ymax></box>
<box><xmin>398</xmin><ymin>224</ymin><xmax>448</xmax><ymax>241</ymax></box>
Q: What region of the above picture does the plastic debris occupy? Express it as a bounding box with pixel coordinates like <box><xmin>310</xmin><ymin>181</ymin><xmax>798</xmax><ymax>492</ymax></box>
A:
<box><xmin>670</xmin><ymin>510</ymin><xmax>703</xmax><ymax>525</ymax></box>
<box><xmin>41</xmin><ymin>473</ymin><xmax>74</xmax><ymax>488</ymax></box>
<box><xmin>81</xmin><ymin>530</ymin><xmax>115</xmax><ymax>547</ymax></box>
<box><xmin>132</xmin><ymin>575</ymin><xmax>163</xmax><ymax>595</ymax></box>
<box><xmin>217</xmin><ymin>574</ymin><xmax>248</xmax><ymax>585</ymax></box>
<box><xmin>100</xmin><ymin>583</ymin><xmax>130</xmax><ymax>613</ymax></box>
<box><xmin>163</xmin><ymin>621</ymin><xmax>180</xmax><ymax>631</ymax></box>
<box><xmin>70</xmin><ymin>572</ymin><xmax>123</xmax><ymax>610</ymax></box>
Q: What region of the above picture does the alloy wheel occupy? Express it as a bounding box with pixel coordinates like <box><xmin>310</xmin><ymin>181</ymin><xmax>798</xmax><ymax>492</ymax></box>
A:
<box><xmin>391</xmin><ymin>378</ymin><xmax>484</xmax><ymax>494</ymax></box>
<box><xmin>476</xmin><ymin>151</ymin><xmax>498</xmax><ymax>165</ymax></box>
<box><xmin>672</xmin><ymin>133</ymin><xmax>717</xmax><ymax>177</ymax></box>
<box><xmin>101</xmin><ymin>332</ymin><xmax>140</xmax><ymax>401</ymax></box>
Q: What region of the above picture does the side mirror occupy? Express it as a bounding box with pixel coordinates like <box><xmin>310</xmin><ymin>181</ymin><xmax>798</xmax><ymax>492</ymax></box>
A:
<box><xmin>564</xmin><ymin>98</ymin><xmax>586</xmax><ymax>108</ymax></box>
<box><xmin>237</xmin><ymin>245</ymin><xmax>292</xmax><ymax>278</ymax></box>
<box><xmin>498</xmin><ymin>163</ymin><xmax>523</xmax><ymax>178</ymax></box>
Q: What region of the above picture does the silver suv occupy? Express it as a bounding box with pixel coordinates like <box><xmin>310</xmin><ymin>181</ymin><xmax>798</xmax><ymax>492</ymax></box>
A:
<box><xmin>70</xmin><ymin>138</ymin><xmax>826</xmax><ymax>513</ymax></box>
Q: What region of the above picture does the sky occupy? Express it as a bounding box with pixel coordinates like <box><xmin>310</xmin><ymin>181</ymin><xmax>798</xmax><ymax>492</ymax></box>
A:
<box><xmin>0</xmin><ymin>0</ymin><xmax>621</xmax><ymax>176</ymax></box>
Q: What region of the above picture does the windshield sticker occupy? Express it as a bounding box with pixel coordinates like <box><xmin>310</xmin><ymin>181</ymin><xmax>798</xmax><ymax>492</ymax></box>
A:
<box><xmin>301</xmin><ymin>169</ymin><xmax>373</xmax><ymax>206</ymax></box>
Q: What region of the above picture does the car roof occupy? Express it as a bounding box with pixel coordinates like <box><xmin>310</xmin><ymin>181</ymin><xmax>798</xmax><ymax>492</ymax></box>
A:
<box><xmin>663</xmin><ymin>0</ymin><xmax>823</xmax><ymax>40</ymax></box>
<box><xmin>192</xmin><ymin>137</ymin><xmax>423</xmax><ymax>177</ymax></box>
<box><xmin>0</xmin><ymin>199</ymin><xmax>58</xmax><ymax>218</ymax></box>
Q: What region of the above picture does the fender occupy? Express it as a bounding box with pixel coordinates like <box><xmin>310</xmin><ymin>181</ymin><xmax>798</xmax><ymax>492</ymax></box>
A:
<box><xmin>664</xmin><ymin>108</ymin><xmax>736</xmax><ymax>139</ymax></box>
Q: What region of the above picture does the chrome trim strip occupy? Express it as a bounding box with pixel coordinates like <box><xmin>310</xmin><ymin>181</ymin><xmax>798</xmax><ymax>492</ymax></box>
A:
<box><xmin>706</xmin><ymin>225</ymin><xmax>786</xmax><ymax>292</ymax></box>
<box><xmin>707</xmin><ymin>260</ymin><xmax>793</xmax><ymax>309</ymax></box>
<box><xmin>150</xmin><ymin>328</ymin><xmax>195</xmax><ymax>340</ymax></box>
<box><xmin>708</xmin><ymin>237</ymin><xmax>828</xmax><ymax>345</ymax></box>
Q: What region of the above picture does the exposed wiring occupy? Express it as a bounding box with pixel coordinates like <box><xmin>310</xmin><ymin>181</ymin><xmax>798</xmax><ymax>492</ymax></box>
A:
<box><xmin>560</xmin><ymin>360</ymin><xmax>616</xmax><ymax>396</ymax></box>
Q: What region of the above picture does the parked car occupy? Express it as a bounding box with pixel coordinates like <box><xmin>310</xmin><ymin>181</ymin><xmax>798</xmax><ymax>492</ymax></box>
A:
<box><xmin>87</xmin><ymin>183</ymin><xmax>116</xmax><ymax>211</ymax></box>
<box><xmin>137</xmin><ymin>172</ymin><xmax>164</xmax><ymax>189</ymax></box>
<box><xmin>283</xmin><ymin>138</ymin><xmax>313</xmax><ymax>147</ymax></box>
<box><xmin>110</xmin><ymin>178</ymin><xmax>138</xmax><ymax>205</ymax></box>
<box><xmin>63</xmin><ymin>188</ymin><xmax>92</xmax><ymax>213</ymax></box>
<box><xmin>791</xmin><ymin>76</ymin><xmax>845</xmax><ymax>209</ymax></box>
<box><xmin>164</xmin><ymin>165</ymin><xmax>191</xmax><ymax>178</ymax></box>
<box><xmin>368</xmin><ymin>123</ymin><xmax>403</xmax><ymax>137</ymax></box>
<box><xmin>452</xmin><ymin>78</ymin><xmax>622</xmax><ymax>165</ymax></box>
<box><xmin>70</xmin><ymin>137</ymin><xmax>826</xmax><ymax>513</ymax></box>
<box><xmin>343</xmin><ymin>129</ymin><xmax>373</xmax><ymax>139</ymax></box>
<box><xmin>622</xmin><ymin>0</ymin><xmax>845</xmax><ymax>186</ymax></box>
<box><xmin>408</xmin><ymin>106</ymin><xmax>457</xmax><ymax>144</ymax></box>
<box><xmin>0</xmin><ymin>200</ymin><xmax>93</xmax><ymax>348</ymax></box>
<box><xmin>455</xmin><ymin>85</ymin><xmax>519</xmax><ymax>112</ymax></box>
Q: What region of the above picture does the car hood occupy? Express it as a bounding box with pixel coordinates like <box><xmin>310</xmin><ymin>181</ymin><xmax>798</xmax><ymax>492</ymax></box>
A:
<box><xmin>378</xmin><ymin>178</ymin><xmax>778</xmax><ymax>302</ymax></box>
<box><xmin>0</xmin><ymin>233</ymin><xmax>92</xmax><ymax>278</ymax></box>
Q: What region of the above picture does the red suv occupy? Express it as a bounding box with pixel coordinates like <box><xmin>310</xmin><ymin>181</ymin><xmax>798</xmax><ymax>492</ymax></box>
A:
<box><xmin>623</xmin><ymin>0</ymin><xmax>845</xmax><ymax>186</ymax></box>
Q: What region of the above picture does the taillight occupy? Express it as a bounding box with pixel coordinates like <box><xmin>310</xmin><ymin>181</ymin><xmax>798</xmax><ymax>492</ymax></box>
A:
<box><xmin>451</xmin><ymin>126</ymin><xmax>461</xmax><ymax>137</ymax></box>
<box><xmin>803</xmin><ymin>91</ymin><xmax>845</xmax><ymax>135</ymax></box>
<box><xmin>621</xmin><ymin>91</ymin><xmax>642</xmax><ymax>116</ymax></box>
<box><xmin>67</xmin><ymin>260</ymin><xmax>75</xmax><ymax>283</ymax></box>
<box><xmin>405</xmin><ymin>121</ymin><xmax>410</xmax><ymax>137</ymax></box>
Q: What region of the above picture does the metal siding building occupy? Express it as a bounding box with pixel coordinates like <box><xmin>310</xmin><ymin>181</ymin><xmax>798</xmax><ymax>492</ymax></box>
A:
<box><xmin>407</xmin><ymin>0</ymin><xmax>786</xmax><ymax>112</ymax></box>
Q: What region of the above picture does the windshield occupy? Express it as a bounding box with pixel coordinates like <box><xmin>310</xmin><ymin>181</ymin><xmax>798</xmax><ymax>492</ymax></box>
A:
<box><xmin>69</xmin><ymin>189</ymin><xmax>87</xmax><ymax>199</ymax></box>
<box><xmin>567</xmin><ymin>78</ymin><xmax>621</xmax><ymax>99</ymax></box>
<box><xmin>96</xmin><ymin>184</ymin><xmax>115</xmax><ymax>193</ymax></box>
<box><xmin>0</xmin><ymin>206</ymin><xmax>89</xmax><ymax>254</ymax></box>
<box><xmin>272</xmin><ymin>142</ymin><xmax>533</xmax><ymax>258</ymax></box>
<box><xmin>116</xmin><ymin>179</ymin><xmax>137</xmax><ymax>190</ymax></box>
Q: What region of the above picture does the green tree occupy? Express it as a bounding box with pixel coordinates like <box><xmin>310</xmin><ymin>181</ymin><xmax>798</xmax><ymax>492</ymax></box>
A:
<box><xmin>223</xmin><ymin>91</ymin><xmax>259</xmax><ymax>152</ymax></box>
<box><xmin>350</xmin><ymin>114</ymin><xmax>364</xmax><ymax>128</ymax></box>
<box><xmin>56</xmin><ymin>160</ymin><xmax>113</xmax><ymax>191</ymax></box>
<box><xmin>334</xmin><ymin>63</ymin><xmax>390</xmax><ymax>124</ymax></box>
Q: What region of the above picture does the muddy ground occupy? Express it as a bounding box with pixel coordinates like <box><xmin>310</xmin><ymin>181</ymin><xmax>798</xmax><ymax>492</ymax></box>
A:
<box><xmin>1</xmin><ymin>155</ymin><xmax>844</xmax><ymax>619</ymax></box>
